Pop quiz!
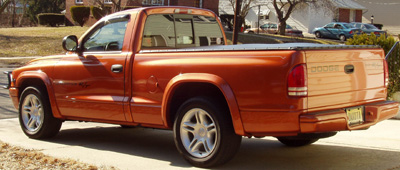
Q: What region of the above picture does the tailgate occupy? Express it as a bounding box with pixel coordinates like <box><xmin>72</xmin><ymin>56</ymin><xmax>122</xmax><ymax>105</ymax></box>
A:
<box><xmin>306</xmin><ymin>49</ymin><xmax>386</xmax><ymax>112</ymax></box>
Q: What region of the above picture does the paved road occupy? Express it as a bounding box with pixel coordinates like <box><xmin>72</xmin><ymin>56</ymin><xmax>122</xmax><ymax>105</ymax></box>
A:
<box><xmin>0</xmin><ymin>67</ymin><xmax>17</xmax><ymax>119</ymax></box>
<box><xmin>0</xmin><ymin>118</ymin><xmax>399</xmax><ymax>170</ymax></box>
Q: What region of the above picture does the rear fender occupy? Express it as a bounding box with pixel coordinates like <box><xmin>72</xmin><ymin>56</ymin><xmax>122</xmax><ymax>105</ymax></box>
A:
<box><xmin>162</xmin><ymin>73</ymin><xmax>247</xmax><ymax>136</ymax></box>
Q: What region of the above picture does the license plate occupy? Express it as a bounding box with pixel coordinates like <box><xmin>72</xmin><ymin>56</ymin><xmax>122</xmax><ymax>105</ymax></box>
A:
<box><xmin>346</xmin><ymin>106</ymin><xmax>364</xmax><ymax>125</ymax></box>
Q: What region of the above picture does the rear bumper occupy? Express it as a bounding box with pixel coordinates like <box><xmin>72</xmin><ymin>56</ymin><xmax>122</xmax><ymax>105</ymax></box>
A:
<box><xmin>300</xmin><ymin>101</ymin><xmax>399</xmax><ymax>133</ymax></box>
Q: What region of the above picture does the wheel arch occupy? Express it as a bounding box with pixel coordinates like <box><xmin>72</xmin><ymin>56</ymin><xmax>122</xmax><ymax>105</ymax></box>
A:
<box><xmin>162</xmin><ymin>73</ymin><xmax>246</xmax><ymax>136</ymax></box>
<box><xmin>16</xmin><ymin>71</ymin><xmax>63</xmax><ymax>119</ymax></box>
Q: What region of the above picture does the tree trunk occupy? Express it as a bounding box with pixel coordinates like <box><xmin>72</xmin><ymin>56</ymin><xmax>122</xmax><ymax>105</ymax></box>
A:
<box><xmin>278</xmin><ymin>21</ymin><xmax>286</xmax><ymax>35</ymax></box>
<box><xmin>11</xmin><ymin>0</ymin><xmax>16</xmax><ymax>27</ymax></box>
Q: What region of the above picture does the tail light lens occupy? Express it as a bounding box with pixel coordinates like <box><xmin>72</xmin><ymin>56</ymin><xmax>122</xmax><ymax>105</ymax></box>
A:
<box><xmin>384</xmin><ymin>60</ymin><xmax>389</xmax><ymax>87</ymax></box>
<box><xmin>349</xmin><ymin>30</ymin><xmax>353</xmax><ymax>34</ymax></box>
<box><xmin>288</xmin><ymin>64</ymin><xmax>308</xmax><ymax>97</ymax></box>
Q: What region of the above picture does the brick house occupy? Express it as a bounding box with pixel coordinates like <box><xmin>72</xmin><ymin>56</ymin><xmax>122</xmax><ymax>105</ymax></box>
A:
<box><xmin>65</xmin><ymin>0</ymin><xmax>219</xmax><ymax>26</ymax></box>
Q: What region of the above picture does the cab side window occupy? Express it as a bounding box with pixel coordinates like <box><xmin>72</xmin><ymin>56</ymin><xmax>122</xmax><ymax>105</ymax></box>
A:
<box><xmin>83</xmin><ymin>16</ymin><xmax>129</xmax><ymax>52</ymax></box>
<box><xmin>142</xmin><ymin>14</ymin><xmax>224</xmax><ymax>49</ymax></box>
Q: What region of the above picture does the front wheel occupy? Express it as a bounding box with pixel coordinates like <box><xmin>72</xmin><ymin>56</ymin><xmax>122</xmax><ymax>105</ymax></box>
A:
<box><xmin>19</xmin><ymin>86</ymin><xmax>62</xmax><ymax>139</ymax></box>
<box><xmin>315</xmin><ymin>31</ymin><xmax>322</xmax><ymax>38</ymax></box>
<box><xmin>173</xmin><ymin>97</ymin><xmax>242</xmax><ymax>168</ymax></box>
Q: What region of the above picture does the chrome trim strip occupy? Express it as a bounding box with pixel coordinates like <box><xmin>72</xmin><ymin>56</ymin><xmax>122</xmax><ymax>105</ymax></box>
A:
<box><xmin>140</xmin><ymin>44</ymin><xmax>380</xmax><ymax>53</ymax></box>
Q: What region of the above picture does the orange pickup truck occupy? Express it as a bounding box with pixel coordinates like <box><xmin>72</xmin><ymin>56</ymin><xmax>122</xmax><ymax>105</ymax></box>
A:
<box><xmin>4</xmin><ymin>6</ymin><xmax>399</xmax><ymax>167</ymax></box>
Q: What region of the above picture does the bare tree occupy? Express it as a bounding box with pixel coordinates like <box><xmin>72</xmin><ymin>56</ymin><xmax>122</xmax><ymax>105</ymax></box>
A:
<box><xmin>228</xmin><ymin>0</ymin><xmax>258</xmax><ymax>30</ymax></box>
<box><xmin>272</xmin><ymin>0</ymin><xmax>333</xmax><ymax>35</ymax></box>
<box><xmin>0</xmin><ymin>0</ymin><xmax>12</xmax><ymax>15</ymax></box>
<box><xmin>17</xmin><ymin>0</ymin><xmax>29</xmax><ymax>26</ymax></box>
<box><xmin>91</xmin><ymin>0</ymin><xmax>123</xmax><ymax>13</ymax></box>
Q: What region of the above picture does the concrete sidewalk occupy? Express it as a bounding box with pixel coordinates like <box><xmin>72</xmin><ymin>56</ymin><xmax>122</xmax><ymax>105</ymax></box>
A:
<box><xmin>0</xmin><ymin>118</ymin><xmax>399</xmax><ymax>170</ymax></box>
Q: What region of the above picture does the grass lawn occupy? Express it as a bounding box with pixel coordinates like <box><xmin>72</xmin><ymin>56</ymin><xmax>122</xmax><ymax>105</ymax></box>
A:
<box><xmin>0</xmin><ymin>26</ymin><xmax>88</xmax><ymax>57</ymax></box>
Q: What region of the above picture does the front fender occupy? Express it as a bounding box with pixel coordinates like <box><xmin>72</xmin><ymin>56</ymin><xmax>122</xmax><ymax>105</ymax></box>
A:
<box><xmin>15</xmin><ymin>71</ymin><xmax>63</xmax><ymax>119</ymax></box>
<box><xmin>161</xmin><ymin>73</ymin><xmax>247</xmax><ymax>136</ymax></box>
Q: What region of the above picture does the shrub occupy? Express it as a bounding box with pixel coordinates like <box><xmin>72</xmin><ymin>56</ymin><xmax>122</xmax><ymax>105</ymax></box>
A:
<box><xmin>346</xmin><ymin>33</ymin><xmax>400</xmax><ymax>98</ymax></box>
<box><xmin>37</xmin><ymin>13</ymin><xmax>65</xmax><ymax>27</ymax></box>
<box><xmin>70</xmin><ymin>6</ymin><xmax>90</xmax><ymax>27</ymax></box>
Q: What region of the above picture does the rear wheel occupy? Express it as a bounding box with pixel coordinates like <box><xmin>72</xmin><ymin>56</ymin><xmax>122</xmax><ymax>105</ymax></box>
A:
<box><xmin>339</xmin><ymin>34</ymin><xmax>346</xmax><ymax>41</ymax></box>
<box><xmin>277</xmin><ymin>137</ymin><xmax>319</xmax><ymax>147</ymax></box>
<box><xmin>173</xmin><ymin>97</ymin><xmax>242</xmax><ymax>168</ymax></box>
<box><xmin>19</xmin><ymin>86</ymin><xmax>62</xmax><ymax>139</ymax></box>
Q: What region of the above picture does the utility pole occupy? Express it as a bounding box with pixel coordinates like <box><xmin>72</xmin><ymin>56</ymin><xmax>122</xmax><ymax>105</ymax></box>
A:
<box><xmin>232</xmin><ymin>0</ymin><xmax>242</xmax><ymax>45</ymax></box>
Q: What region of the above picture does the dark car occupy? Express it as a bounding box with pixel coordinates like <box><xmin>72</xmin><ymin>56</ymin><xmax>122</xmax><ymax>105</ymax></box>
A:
<box><xmin>312</xmin><ymin>22</ymin><xmax>362</xmax><ymax>41</ymax></box>
<box><xmin>350</xmin><ymin>22</ymin><xmax>387</xmax><ymax>36</ymax></box>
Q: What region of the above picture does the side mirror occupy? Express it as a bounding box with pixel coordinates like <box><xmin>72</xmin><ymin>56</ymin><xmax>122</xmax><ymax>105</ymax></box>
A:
<box><xmin>62</xmin><ymin>35</ymin><xmax>79</xmax><ymax>52</ymax></box>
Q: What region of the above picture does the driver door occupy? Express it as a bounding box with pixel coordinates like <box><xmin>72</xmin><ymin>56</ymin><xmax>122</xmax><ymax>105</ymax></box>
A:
<box><xmin>53</xmin><ymin>15</ymin><xmax>131</xmax><ymax>121</ymax></box>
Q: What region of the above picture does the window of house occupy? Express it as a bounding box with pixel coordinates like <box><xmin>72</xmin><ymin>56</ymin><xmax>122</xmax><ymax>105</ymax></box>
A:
<box><xmin>75</xmin><ymin>0</ymin><xmax>83</xmax><ymax>4</ymax></box>
<box><xmin>141</xmin><ymin>14</ymin><xmax>224</xmax><ymax>49</ymax></box>
<box><xmin>104</xmin><ymin>0</ymin><xmax>112</xmax><ymax>4</ymax></box>
<box><xmin>83</xmin><ymin>16</ymin><xmax>130</xmax><ymax>52</ymax></box>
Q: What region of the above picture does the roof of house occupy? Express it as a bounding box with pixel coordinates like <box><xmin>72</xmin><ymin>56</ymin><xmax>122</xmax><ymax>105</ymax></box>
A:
<box><xmin>330</xmin><ymin>0</ymin><xmax>366</xmax><ymax>10</ymax></box>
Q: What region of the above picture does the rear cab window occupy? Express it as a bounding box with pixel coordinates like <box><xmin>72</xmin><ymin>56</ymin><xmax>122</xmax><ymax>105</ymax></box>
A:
<box><xmin>141</xmin><ymin>13</ymin><xmax>224</xmax><ymax>50</ymax></box>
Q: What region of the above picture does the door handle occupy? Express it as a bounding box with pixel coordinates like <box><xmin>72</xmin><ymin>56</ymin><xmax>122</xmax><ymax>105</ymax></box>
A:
<box><xmin>344</xmin><ymin>64</ymin><xmax>354</xmax><ymax>74</ymax></box>
<box><xmin>111</xmin><ymin>64</ymin><xmax>123</xmax><ymax>73</ymax></box>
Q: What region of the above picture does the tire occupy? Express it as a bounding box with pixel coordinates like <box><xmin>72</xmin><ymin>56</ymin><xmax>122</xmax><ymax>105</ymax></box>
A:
<box><xmin>277</xmin><ymin>137</ymin><xmax>319</xmax><ymax>147</ymax></box>
<box><xmin>248</xmin><ymin>31</ymin><xmax>254</xmax><ymax>34</ymax></box>
<box><xmin>339</xmin><ymin>34</ymin><xmax>346</xmax><ymax>41</ymax></box>
<box><xmin>315</xmin><ymin>31</ymin><xmax>322</xmax><ymax>38</ymax></box>
<box><xmin>173</xmin><ymin>97</ymin><xmax>242</xmax><ymax>168</ymax></box>
<box><xmin>19</xmin><ymin>86</ymin><xmax>62</xmax><ymax>139</ymax></box>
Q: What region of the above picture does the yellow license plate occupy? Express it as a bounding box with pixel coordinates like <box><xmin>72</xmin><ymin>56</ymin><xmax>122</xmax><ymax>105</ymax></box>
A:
<box><xmin>346</xmin><ymin>107</ymin><xmax>364</xmax><ymax>125</ymax></box>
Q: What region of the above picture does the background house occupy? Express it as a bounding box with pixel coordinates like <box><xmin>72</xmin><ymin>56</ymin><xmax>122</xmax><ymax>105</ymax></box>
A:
<box><xmin>65</xmin><ymin>0</ymin><xmax>219</xmax><ymax>26</ymax></box>
<box><xmin>219</xmin><ymin>0</ymin><xmax>365</xmax><ymax>34</ymax></box>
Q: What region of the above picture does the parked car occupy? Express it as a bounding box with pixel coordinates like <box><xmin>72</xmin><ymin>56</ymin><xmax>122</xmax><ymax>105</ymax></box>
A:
<box><xmin>244</xmin><ymin>23</ymin><xmax>304</xmax><ymax>37</ymax></box>
<box><xmin>350</xmin><ymin>22</ymin><xmax>387</xmax><ymax>36</ymax></box>
<box><xmin>312</xmin><ymin>22</ymin><xmax>362</xmax><ymax>41</ymax></box>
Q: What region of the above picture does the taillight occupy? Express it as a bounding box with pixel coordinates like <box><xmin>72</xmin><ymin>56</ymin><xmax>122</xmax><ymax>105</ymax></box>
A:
<box><xmin>374</xmin><ymin>32</ymin><xmax>380</xmax><ymax>35</ymax></box>
<box><xmin>349</xmin><ymin>30</ymin><xmax>353</xmax><ymax>34</ymax></box>
<box><xmin>384</xmin><ymin>60</ymin><xmax>389</xmax><ymax>87</ymax></box>
<box><xmin>288</xmin><ymin>64</ymin><xmax>308</xmax><ymax>97</ymax></box>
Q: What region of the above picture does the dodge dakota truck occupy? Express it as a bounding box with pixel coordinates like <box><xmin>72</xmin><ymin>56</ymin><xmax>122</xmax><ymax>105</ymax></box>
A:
<box><xmin>4</xmin><ymin>6</ymin><xmax>399</xmax><ymax>167</ymax></box>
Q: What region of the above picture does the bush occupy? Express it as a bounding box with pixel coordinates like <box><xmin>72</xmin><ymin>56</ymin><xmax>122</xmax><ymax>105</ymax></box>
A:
<box><xmin>70</xmin><ymin>6</ymin><xmax>90</xmax><ymax>27</ymax></box>
<box><xmin>37</xmin><ymin>13</ymin><xmax>65</xmax><ymax>27</ymax></box>
<box><xmin>346</xmin><ymin>33</ymin><xmax>400</xmax><ymax>98</ymax></box>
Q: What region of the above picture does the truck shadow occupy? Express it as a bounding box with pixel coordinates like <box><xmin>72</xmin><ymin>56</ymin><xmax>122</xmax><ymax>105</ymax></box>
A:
<box><xmin>48</xmin><ymin>124</ymin><xmax>400</xmax><ymax>170</ymax></box>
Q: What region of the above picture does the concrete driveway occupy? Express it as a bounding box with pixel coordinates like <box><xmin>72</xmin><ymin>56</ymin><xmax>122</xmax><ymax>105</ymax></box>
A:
<box><xmin>0</xmin><ymin>118</ymin><xmax>399</xmax><ymax>170</ymax></box>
